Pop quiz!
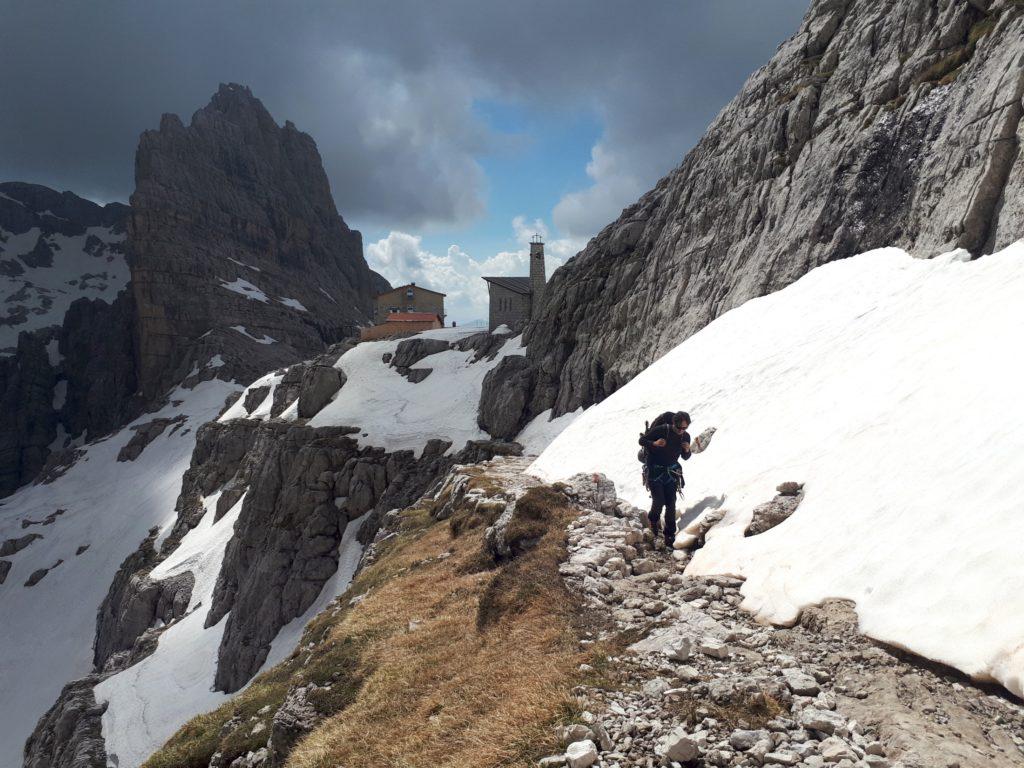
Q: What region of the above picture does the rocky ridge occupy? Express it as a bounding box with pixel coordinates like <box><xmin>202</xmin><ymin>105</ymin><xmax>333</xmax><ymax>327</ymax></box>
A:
<box><xmin>506</xmin><ymin>0</ymin><xmax>1024</xmax><ymax>424</ymax></box>
<box><xmin>22</xmin><ymin>334</ymin><xmax>523</xmax><ymax>766</ymax></box>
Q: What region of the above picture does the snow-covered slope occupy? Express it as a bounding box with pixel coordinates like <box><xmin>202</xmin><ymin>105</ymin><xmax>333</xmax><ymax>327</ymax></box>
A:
<box><xmin>0</xmin><ymin>325</ymin><xmax>571</xmax><ymax>768</ymax></box>
<box><xmin>222</xmin><ymin>327</ymin><xmax>540</xmax><ymax>454</ymax></box>
<box><xmin>531</xmin><ymin>243</ymin><xmax>1024</xmax><ymax>697</ymax></box>
<box><xmin>0</xmin><ymin>379</ymin><xmax>238</xmax><ymax>768</ymax></box>
<box><xmin>0</xmin><ymin>223</ymin><xmax>128</xmax><ymax>355</ymax></box>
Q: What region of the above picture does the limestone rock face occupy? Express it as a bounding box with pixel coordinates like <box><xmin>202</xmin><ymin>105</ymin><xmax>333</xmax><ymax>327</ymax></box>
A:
<box><xmin>0</xmin><ymin>184</ymin><xmax>134</xmax><ymax>496</ymax></box>
<box><xmin>23</xmin><ymin>675</ymin><xmax>108</xmax><ymax>768</ymax></box>
<box><xmin>521</xmin><ymin>0</ymin><xmax>1024</xmax><ymax>418</ymax></box>
<box><xmin>129</xmin><ymin>83</ymin><xmax>387</xmax><ymax>399</ymax></box>
<box><xmin>477</xmin><ymin>355</ymin><xmax>534</xmax><ymax>440</ymax></box>
<box><xmin>0</xmin><ymin>330</ymin><xmax>57</xmax><ymax>494</ymax></box>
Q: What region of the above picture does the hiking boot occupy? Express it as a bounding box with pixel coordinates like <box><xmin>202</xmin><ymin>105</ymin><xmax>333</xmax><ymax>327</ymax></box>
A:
<box><xmin>648</xmin><ymin>518</ymin><xmax>662</xmax><ymax>539</ymax></box>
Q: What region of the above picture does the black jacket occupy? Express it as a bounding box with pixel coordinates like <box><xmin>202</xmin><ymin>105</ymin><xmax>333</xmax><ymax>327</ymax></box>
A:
<box><xmin>639</xmin><ymin>423</ymin><xmax>692</xmax><ymax>466</ymax></box>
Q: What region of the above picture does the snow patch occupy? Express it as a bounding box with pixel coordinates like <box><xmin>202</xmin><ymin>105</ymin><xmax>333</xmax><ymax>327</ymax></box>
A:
<box><xmin>227</xmin><ymin>257</ymin><xmax>261</xmax><ymax>272</ymax></box>
<box><xmin>278</xmin><ymin>296</ymin><xmax>308</xmax><ymax>312</ymax></box>
<box><xmin>96</xmin><ymin>492</ymin><xmax>246</xmax><ymax>768</ymax></box>
<box><xmin>218</xmin><ymin>370</ymin><xmax>284</xmax><ymax>422</ymax></box>
<box><xmin>531</xmin><ymin>243</ymin><xmax>1024</xmax><ymax>697</ymax></box>
<box><xmin>219</xmin><ymin>277</ymin><xmax>269</xmax><ymax>303</ymax></box>
<box><xmin>230</xmin><ymin>325</ymin><xmax>276</xmax><ymax>345</ymax></box>
<box><xmin>51</xmin><ymin>379</ymin><xmax>67</xmax><ymax>410</ymax></box>
<box><xmin>309</xmin><ymin>327</ymin><xmax>522</xmax><ymax>455</ymax></box>
<box><xmin>516</xmin><ymin>408</ymin><xmax>582</xmax><ymax>455</ymax></box>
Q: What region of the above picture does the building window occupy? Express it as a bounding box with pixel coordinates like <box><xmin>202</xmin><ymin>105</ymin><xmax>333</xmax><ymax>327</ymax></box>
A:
<box><xmin>406</xmin><ymin>287</ymin><xmax>414</xmax><ymax>299</ymax></box>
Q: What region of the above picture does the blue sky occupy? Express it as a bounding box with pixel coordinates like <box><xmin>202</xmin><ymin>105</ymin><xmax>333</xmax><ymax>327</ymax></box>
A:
<box><xmin>363</xmin><ymin>99</ymin><xmax>601</xmax><ymax>262</ymax></box>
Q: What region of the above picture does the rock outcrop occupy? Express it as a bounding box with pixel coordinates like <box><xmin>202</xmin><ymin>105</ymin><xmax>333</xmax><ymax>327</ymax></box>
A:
<box><xmin>129</xmin><ymin>83</ymin><xmax>387</xmax><ymax>399</ymax></box>
<box><xmin>204</xmin><ymin>421</ymin><xmax>520</xmax><ymax>692</ymax></box>
<box><xmin>23</xmin><ymin>676</ymin><xmax>108</xmax><ymax>768</ymax></box>
<box><xmin>515</xmin><ymin>0</ymin><xmax>1024</xmax><ymax>419</ymax></box>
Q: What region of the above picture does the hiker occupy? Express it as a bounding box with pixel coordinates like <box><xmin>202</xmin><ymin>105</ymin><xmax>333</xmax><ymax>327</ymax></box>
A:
<box><xmin>638</xmin><ymin>411</ymin><xmax>692</xmax><ymax>547</ymax></box>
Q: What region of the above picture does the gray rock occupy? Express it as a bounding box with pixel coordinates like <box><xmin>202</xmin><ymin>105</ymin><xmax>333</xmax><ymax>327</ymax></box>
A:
<box><xmin>116</xmin><ymin>416</ymin><xmax>187</xmax><ymax>462</ymax></box>
<box><xmin>782</xmin><ymin>668</ymin><xmax>821</xmax><ymax>696</ymax></box>
<box><xmin>93</xmin><ymin>530</ymin><xmax>194</xmax><ymax>671</ymax></box>
<box><xmin>130</xmin><ymin>83</ymin><xmax>385</xmax><ymax>401</ymax></box>
<box><xmin>405</xmin><ymin>368</ymin><xmax>432</xmax><ymax>383</ymax></box>
<box><xmin>390</xmin><ymin>337</ymin><xmax>450</xmax><ymax>369</ymax></box>
<box><xmin>800</xmin><ymin>707</ymin><xmax>847</xmax><ymax>735</ymax></box>
<box><xmin>699</xmin><ymin>636</ymin><xmax>730</xmax><ymax>659</ymax></box>
<box><xmin>23</xmin><ymin>675</ymin><xmax>107</xmax><ymax>768</ymax></box>
<box><xmin>297</xmin><ymin>365</ymin><xmax>346</xmax><ymax>418</ymax></box>
<box><xmin>477</xmin><ymin>354</ymin><xmax>533</xmax><ymax>440</ymax></box>
<box><xmin>657</xmin><ymin>727</ymin><xmax>700</xmax><ymax>763</ymax></box>
<box><xmin>729</xmin><ymin>729</ymin><xmax>770</xmax><ymax>751</ymax></box>
<box><xmin>268</xmin><ymin>684</ymin><xmax>320</xmax><ymax>761</ymax></box>
<box><xmin>0</xmin><ymin>559</ymin><xmax>10</xmax><ymax>585</ymax></box>
<box><xmin>0</xmin><ymin>532</ymin><xmax>42</xmax><ymax>556</ymax></box>
<box><xmin>556</xmin><ymin>724</ymin><xmax>595</xmax><ymax>745</ymax></box>
<box><xmin>242</xmin><ymin>385</ymin><xmax>272</xmax><ymax>414</ymax></box>
<box><xmin>565</xmin><ymin>739</ymin><xmax>599</xmax><ymax>768</ymax></box>
<box><xmin>746</xmin><ymin>491</ymin><xmax>804</xmax><ymax>537</ymax></box>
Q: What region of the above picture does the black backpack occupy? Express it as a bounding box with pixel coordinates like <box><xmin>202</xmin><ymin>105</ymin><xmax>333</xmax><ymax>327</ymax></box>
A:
<box><xmin>634</xmin><ymin>411</ymin><xmax>675</xmax><ymax>473</ymax></box>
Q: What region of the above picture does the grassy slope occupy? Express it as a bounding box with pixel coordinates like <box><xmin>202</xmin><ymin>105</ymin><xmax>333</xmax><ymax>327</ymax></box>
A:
<box><xmin>144</xmin><ymin>479</ymin><xmax>589</xmax><ymax>768</ymax></box>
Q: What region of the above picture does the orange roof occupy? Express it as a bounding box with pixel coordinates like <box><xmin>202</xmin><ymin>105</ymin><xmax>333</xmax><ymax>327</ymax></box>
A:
<box><xmin>383</xmin><ymin>312</ymin><xmax>442</xmax><ymax>323</ymax></box>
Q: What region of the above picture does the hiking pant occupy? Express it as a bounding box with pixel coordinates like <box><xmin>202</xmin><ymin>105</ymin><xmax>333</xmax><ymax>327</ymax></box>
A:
<box><xmin>648</xmin><ymin>478</ymin><xmax>677</xmax><ymax>545</ymax></box>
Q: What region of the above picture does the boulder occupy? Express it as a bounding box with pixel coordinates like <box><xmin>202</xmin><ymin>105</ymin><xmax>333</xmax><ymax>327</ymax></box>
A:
<box><xmin>390</xmin><ymin>337</ymin><xmax>450</xmax><ymax>369</ymax></box>
<box><xmin>565</xmin><ymin>739</ymin><xmax>598</xmax><ymax>768</ymax></box>
<box><xmin>297</xmin><ymin>365</ymin><xmax>346</xmax><ymax>418</ymax></box>
<box><xmin>477</xmin><ymin>355</ymin><xmax>534</xmax><ymax>440</ymax></box>
<box><xmin>657</xmin><ymin>727</ymin><xmax>699</xmax><ymax>763</ymax></box>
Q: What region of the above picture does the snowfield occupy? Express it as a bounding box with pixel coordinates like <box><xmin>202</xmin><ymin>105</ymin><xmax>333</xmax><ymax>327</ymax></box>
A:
<box><xmin>531</xmin><ymin>243</ymin><xmax>1024</xmax><ymax>697</ymax></box>
<box><xmin>224</xmin><ymin>327</ymin><xmax>527</xmax><ymax>454</ymax></box>
<box><xmin>0</xmin><ymin>379</ymin><xmax>238</xmax><ymax>768</ymax></box>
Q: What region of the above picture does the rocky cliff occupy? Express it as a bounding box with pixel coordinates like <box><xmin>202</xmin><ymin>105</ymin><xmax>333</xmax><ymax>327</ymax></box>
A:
<box><xmin>0</xmin><ymin>84</ymin><xmax>388</xmax><ymax>497</ymax></box>
<box><xmin>515</xmin><ymin>0</ymin><xmax>1024</xmax><ymax>421</ymax></box>
<box><xmin>0</xmin><ymin>183</ymin><xmax>133</xmax><ymax>495</ymax></box>
<box><xmin>130</xmin><ymin>83</ymin><xmax>388</xmax><ymax>400</ymax></box>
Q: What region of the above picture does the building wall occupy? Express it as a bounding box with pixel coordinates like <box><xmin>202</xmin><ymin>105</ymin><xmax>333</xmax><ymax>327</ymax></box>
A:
<box><xmin>487</xmin><ymin>284</ymin><xmax>531</xmax><ymax>331</ymax></box>
<box><xmin>374</xmin><ymin>285</ymin><xmax>445</xmax><ymax>322</ymax></box>
<box><xmin>360</xmin><ymin>318</ymin><xmax>442</xmax><ymax>341</ymax></box>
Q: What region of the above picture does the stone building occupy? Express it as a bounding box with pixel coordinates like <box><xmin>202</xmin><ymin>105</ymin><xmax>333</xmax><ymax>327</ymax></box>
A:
<box><xmin>373</xmin><ymin>283</ymin><xmax>446</xmax><ymax>324</ymax></box>
<box><xmin>482</xmin><ymin>235</ymin><xmax>546</xmax><ymax>331</ymax></box>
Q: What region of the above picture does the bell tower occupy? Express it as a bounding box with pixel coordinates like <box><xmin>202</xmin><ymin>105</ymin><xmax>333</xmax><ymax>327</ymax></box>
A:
<box><xmin>529</xmin><ymin>233</ymin><xmax>546</xmax><ymax>319</ymax></box>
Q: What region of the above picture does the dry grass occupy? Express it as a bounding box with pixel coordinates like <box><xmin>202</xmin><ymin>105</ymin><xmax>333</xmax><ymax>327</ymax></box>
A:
<box><xmin>668</xmin><ymin>690</ymin><xmax>785</xmax><ymax>731</ymax></box>
<box><xmin>282</xmin><ymin>482</ymin><xmax>584</xmax><ymax>768</ymax></box>
<box><xmin>144</xmin><ymin>478</ymin><xmax>588</xmax><ymax>768</ymax></box>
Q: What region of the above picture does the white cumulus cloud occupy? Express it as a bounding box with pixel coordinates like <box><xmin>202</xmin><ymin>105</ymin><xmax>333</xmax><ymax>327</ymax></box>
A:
<box><xmin>366</xmin><ymin>217</ymin><xmax>585</xmax><ymax>324</ymax></box>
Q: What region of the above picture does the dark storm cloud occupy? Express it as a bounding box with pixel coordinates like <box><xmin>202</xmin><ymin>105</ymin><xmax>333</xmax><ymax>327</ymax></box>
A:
<box><xmin>0</xmin><ymin>0</ymin><xmax>808</xmax><ymax>230</ymax></box>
